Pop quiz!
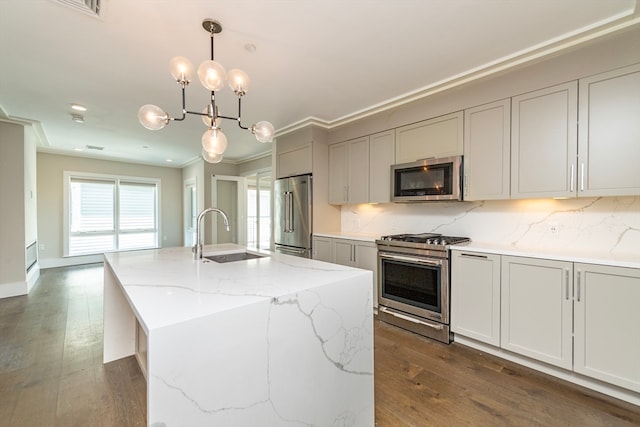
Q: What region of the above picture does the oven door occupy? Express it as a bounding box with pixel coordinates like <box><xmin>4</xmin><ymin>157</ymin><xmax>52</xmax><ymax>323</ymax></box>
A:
<box><xmin>378</xmin><ymin>251</ymin><xmax>448</xmax><ymax>323</ymax></box>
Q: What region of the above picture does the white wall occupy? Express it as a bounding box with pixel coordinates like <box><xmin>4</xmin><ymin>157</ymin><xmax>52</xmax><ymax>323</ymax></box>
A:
<box><xmin>0</xmin><ymin>121</ymin><xmax>27</xmax><ymax>296</ymax></box>
<box><xmin>37</xmin><ymin>152</ymin><xmax>183</xmax><ymax>268</ymax></box>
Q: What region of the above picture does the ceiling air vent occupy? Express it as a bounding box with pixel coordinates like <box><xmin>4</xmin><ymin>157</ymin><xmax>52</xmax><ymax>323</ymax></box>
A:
<box><xmin>86</xmin><ymin>145</ymin><xmax>104</xmax><ymax>151</ymax></box>
<box><xmin>52</xmin><ymin>0</ymin><xmax>101</xmax><ymax>17</ymax></box>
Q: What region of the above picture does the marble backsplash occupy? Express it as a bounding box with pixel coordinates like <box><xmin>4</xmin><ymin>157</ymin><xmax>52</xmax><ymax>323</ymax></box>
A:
<box><xmin>341</xmin><ymin>196</ymin><xmax>639</xmax><ymax>256</ymax></box>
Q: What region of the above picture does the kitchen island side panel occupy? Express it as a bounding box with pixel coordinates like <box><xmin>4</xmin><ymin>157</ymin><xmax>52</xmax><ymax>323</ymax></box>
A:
<box><xmin>147</xmin><ymin>273</ymin><xmax>374</xmax><ymax>426</ymax></box>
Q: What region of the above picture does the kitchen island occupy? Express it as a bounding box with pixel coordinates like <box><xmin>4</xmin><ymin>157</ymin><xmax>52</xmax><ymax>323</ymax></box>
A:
<box><xmin>103</xmin><ymin>244</ymin><xmax>374</xmax><ymax>426</ymax></box>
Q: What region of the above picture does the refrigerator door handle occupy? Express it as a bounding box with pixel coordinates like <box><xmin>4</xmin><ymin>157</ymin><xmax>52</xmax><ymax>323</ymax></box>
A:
<box><xmin>284</xmin><ymin>191</ymin><xmax>291</xmax><ymax>233</ymax></box>
<box><xmin>288</xmin><ymin>192</ymin><xmax>294</xmax><ymax>233</ymax></box>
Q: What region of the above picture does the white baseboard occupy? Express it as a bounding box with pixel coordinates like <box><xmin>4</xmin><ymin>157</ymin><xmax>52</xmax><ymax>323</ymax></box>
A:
<box><xmin>39</xmin><ymin>254</ymin><xmax>104</xmax><ymax>269</ymax></box>
<box><xmin>454</xmin><ymin>335</ymin><xmax>640</xmax><ymax>407</ymax></box>
<box><xmin>0</xmin><ymin>280</ymin><xmax>27</xmax><ymax>298</ymax></box>
<box><xmin>26</xmin><ymin>264</ymin><xmax>40</xmax><ymax>292</ymax></box>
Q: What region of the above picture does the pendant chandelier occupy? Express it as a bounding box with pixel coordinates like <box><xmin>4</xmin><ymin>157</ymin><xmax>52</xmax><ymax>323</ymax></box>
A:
<box><xmin>137</xmin><ymin>19</ymin><xmax>275</xmax><ymax>164</ymax></box>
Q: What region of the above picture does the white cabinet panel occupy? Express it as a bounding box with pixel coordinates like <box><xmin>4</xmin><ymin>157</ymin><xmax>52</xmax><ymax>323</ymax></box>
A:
<box><xmin>395</xmin><ymin>111</ymin><xmax>463</xmax><ymax>164</ymax></box>
<box><xmin>312</xmin><ymin>236</ymin><xmax>333</xmax><ymax>263</ymax></box>
<box><xmin>501</xmin><ymin>256</ymin><xmax>573</xmax><ymax>369</ymax></box>
<box><xmin>573</xmin><ymin>263</ymin><xmax>640</xmax><ymax>392</ymax></box>
<box><xmin>369</xmin><ymin>130</ymin><xmax>395</xmax><ymax>203</ymax></box>
<box><xmin>511</xmin><ymin>82</ymin><xmax>577</xmax><ymax>199</ymax></box>
<box><xmin>451</xmin><ymin>251</ymin><xmax>501</xmax><ymax>346</ymax></box>
<box><xmin>578</xmin><ymin>64</ymin><xmax>640</xmax><ymax>197</ymax></box>
<box><xmin>277</xmin><ymin>144</ymin><xmax>312</xmax><ymax>179</ymax></box>
<box><xmin>328</xmin><ymin>137</ymin><xmax>369</xmax><ymax>205</ymax></box>
<box><xmin>463</xmin><ymin>99</ymin><xmax>511</xmax><ymax>200</ymax></box>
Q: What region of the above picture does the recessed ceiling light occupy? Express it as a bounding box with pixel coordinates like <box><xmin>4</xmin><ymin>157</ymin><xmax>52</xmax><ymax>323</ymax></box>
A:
<box><xmin>71</xmin><ymin>104</ymin><xmax>87</xmax><ymax>112</ymax></box>
<box><xmin>166</xmin><ymin>159</ymin><xmax>173</xmax><ymax>163</ymax></box>
<box><xmin>244</xmin><ymin>43</ymin><xmax>256</xmax><ymax>53</ymax></box>
<box><xmin>71</xmin><ymin>114</ymin><xmax>85</xmax><ymax>123</ymax></box>
<box><xmin>73</xmin><ymin>147</ymin><xmax>83</xmax><ymax>151</ymax></box>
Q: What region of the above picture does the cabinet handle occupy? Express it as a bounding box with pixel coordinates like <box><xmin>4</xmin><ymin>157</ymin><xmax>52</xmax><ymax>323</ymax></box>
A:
<box><xmin>580</xmin><ymin>163</ymin><xmax>585</xmax><ymax>192</ymax></box>
<box><xmin>570</xmin><ymin>164</ymin><xmax>575</xmax><ymax>192</ymax></box>
<box><xmin>565</xmin><ymin>269</ymin><xmax>569</xmax><ymax>300</ymax></box>
<box><xmin>577</xmin><ymin>271</ymin><xmax>581</xmax><ymax>302</ymax></box>
<box><xmin>460</xmin><ymin>253</ymin><xmax>488</xmax><ymax>259</ymax></box>
<box><xmin>352</xmin><ymin>245</ymin><xmax>356</xmax><ymax>263</ymax></box>
<box><xmin>464</xmin><ymin>175</ymin><xmax>468</xmax><ymax>196</ymax></box>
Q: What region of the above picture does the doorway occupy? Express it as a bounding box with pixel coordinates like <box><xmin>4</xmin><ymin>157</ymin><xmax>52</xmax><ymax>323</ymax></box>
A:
<box><xmin>246</xmin><ymin>171</ymin><xmax>271</xmax><ymax>250</ymax></box>
<box><xmin>211</xmin><ymin>175</ymin><xmax>246</xmax><ymax>244</ymax></box>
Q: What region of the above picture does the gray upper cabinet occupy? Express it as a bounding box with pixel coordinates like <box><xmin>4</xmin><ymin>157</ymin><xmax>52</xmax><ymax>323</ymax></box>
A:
<box><xmin>578</xmin><ymin>64</ymin><xmax>640</xmax><ymax>197</ymax></box>
<box><xmin>328</xmin><ymin>137</ymin><xmax>369</xmax><ymax>204</ymax></box>
<box><xmin>368</xmin><ymin>130</ymin><xmax>395</xmax><ymax>203</ymax></box>
<box><xmin>463</xmin><ymin>99</ymin><xmax>511</xmax><ymax>201</ymax></box>
<box><xmin>395</xmin><ymin>111</ymin><xmax>463</xmax><ymax>164</ymax></box>
<box><xmin>276</xmin><ymin>144</ymin><xmax>312</xmax><ymax>179</ymax></box>
<box><xmin>511</xmin><ymin>82</ymin><xmax>578</xmax><ymax>199</ymax></box>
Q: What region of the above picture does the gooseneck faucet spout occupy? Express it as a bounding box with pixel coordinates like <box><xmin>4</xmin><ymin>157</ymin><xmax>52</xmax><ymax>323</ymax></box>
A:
<box><xmin>193</xmin><ymin>207</ymin><xmax>230</xmax><ymax>260</ymax></box>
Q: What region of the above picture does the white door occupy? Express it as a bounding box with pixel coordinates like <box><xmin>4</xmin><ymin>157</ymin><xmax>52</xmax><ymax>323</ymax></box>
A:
<box><xmin>211</xmin><ymin>175</ymin><xmax>246</xmax><ymax>245</ymax></box>
<box><xmin>246</xmin><ymin>171</ymin><xmax>271</xmax><ymax>250</ymax></box>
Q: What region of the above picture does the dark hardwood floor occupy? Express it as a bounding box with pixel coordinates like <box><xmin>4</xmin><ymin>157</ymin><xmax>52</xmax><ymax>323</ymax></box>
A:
<box><xmin>1</xmin><ymin>264</ymin><xmax>639</xmax><ymax>426</ymax></box>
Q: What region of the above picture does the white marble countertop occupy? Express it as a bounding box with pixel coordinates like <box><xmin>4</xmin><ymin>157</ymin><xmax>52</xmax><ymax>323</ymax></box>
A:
<box><xmin>104</xmin><ymin>243</ymin><xmax>369</xmax><ymax>333</ymax></box>
<box><xmin>451</xmin><ymin>242</ymin><xmax>640</xmax><ymax>269</ymax></box>
<box><xmin>313</xmin><ymin>232</ymin><xmax>379</xmax><ymax>242</ymax></box>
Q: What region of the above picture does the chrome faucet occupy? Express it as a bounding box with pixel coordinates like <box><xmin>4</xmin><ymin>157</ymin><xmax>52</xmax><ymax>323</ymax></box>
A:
<box><xmin>193</xmin><ymin>207</ymin><xmax>230</xmax><ymax>260</ymax></box>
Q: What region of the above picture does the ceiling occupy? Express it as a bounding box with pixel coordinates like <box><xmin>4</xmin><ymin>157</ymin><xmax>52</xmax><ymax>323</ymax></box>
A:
<box><xmin>1</xmin><ymin>0</ymin><xmax>638</xmax><ymax>168</ymax></box>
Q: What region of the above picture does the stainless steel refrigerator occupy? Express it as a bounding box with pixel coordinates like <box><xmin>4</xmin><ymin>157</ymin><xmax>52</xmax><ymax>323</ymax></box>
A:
<box><xmin>273</xmin><ymin>174</ymin><xmax>312</xmax><ymax>258</ymax></box>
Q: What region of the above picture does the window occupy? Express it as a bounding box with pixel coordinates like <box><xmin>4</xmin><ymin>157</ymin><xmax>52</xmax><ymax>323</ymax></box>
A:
<box><xmin>64</xmin><ymin>172</ymin><xmax>160</xmax><ymax>256</ymax></box>
<box><xmin>246</xmin><ymin>172</ymin><xmax>271</xmax><ymax>249</ymax></box>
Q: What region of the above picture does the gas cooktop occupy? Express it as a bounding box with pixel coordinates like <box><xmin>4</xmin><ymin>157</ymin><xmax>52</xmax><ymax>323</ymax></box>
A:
<box><xmin>377</xmin><ymin>233</ymin><xmax>470</xmax><ymax>248</ymax></box>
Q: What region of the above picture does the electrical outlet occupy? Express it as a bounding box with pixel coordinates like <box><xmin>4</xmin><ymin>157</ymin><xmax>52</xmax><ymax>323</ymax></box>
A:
<box><xmin>549</xmin><ymin>223</ymin><xmax>559</xmax><ymax>236</ymax></box>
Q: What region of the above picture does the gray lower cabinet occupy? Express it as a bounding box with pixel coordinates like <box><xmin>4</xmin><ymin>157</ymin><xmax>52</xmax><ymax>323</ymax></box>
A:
<box><xmin>312</xmin><ymin>235</ymin><xmax>378</xmax><ymax>307</ymax></box>
<box><xmin>451</xmin><ymin>251</ymin><xmax>640</xmax><ymax>393</ymax></box>
<box><xmin>451</xmin><ymin>251</ymin><xmax>501</xmax><ymax>346</ymax></box>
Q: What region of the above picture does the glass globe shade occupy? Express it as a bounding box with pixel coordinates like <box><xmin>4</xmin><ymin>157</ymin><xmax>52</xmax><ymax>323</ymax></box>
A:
<box><xmin>201</xmin><ymin>128</ymin><xmax>228</xmax><ymax>155</ymax></box>
<box><xmin>137</xmin><ymin>104</ymin><xmax>168</xmax><ymax>130</ymax></box>
<box><xmin>198</xmin><ymin>60</ymin><xmax>227</xmax><ymax>91</ymax></box>
<box><xmin>201</xmin><ymin>106</ymin><xmax>221</xmax><ymax>127</ymax></box>
<box><xmin>169</xmin><ymin>56</ymin><xmax>194</xmax><ymax>84</ymax></box>
<box><xmin>252</xmin><ymin>121</ymin><xmax>275</xmax><ymax>143</ymax></box>
<box><xmin>227</xmin><ymin>69</ymin><xmax>250</xmax><ymax>96</ymax></box>
<box><xmin>202</xmin><ymin>149</ymin><xmax>223</xmax><ymax>164</ymax></box>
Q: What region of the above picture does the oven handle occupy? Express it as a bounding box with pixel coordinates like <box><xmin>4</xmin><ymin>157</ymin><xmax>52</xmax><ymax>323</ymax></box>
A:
<box><xmin>379</xmin><ymin>307</ymin><xmax>444</xmax><ymax>331</ymax></box>
<box><xmin>379</xmin><ymin>252</ymin><xmax>443</xmax><ymax>267</ymax></box>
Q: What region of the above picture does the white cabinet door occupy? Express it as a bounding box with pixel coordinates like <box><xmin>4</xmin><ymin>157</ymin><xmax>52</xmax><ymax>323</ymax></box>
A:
<box><xmin>395</xmin><ymin>111</ymin><xmax>463</xmax><ymax>164</ymax></box>
<box><xmin>277</xmin><ymin>144</ymin><xmax>312</xmax><ymax>179</ymax></box>
<box><xmin>573</xmin><ymin>263</ymin><xmax>640</xmax><ymax>392</ymax></box>
<box><xmin>333</xmin><ymin>239</ymin><xmax>356</xmax><ymax>267</ymax></box>
<box><xmin>328</xmin><ymin>137</ymin><xmax>369</xmax><ymax>205</ymax></box>
<box><xmin>501</xmin><ymin>256</ymin><xmax>573</xmax><ymax>369</ymax></box>
<box><xmin>451</xmin><ymin>251</ymin><xmax>501</xmax><ymax>346</ymax></box>
<box><xmin>328</xmin><ymin>142</ymin><xmax>348</xmax><ymax>204</ymax></box>
<box><xmin>511</xmin><ymin>82</ymin><xmax>578</xmax><ymax>199</ymax></box>
<box><xmin>463</xmin><ymin>99</ymin><xmax>511</xmax><ymax>201</ymax></box>
<box><xmin>369</xmin><ymin>130</ymin><xmax>395</xmax><ymax>203</ymax></box>
<box><xmin>354</xmin><ymin>241</ymin><xmax>378</xmax><ymax>308</ymax></box>
<box><xmin>347</xmin><ymin>137</ymin><xmax>370</xmax><ymax>204</ymax></box>
<box><xmin>312</xmin><ymin>236</ymin><xmax>333</xmax><ymax>263</ymax></box>
<box><xmin>578</xmin><ymin>64</ymin><xmax>640</xmax><ymax>197</ymax></box>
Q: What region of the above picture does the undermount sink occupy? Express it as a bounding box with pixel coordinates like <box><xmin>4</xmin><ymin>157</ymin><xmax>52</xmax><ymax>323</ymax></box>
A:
<box><xmin>204</xmin><ymin>252</ymin><xmax>267</xmax><ymax>263</ymax></box>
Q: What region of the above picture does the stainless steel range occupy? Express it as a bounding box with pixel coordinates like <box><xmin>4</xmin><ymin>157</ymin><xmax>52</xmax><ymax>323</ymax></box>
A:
<box><xmin>376</xmin><ymin>233</ymin><xmax>470</xmax><ymax>343</ymax></box>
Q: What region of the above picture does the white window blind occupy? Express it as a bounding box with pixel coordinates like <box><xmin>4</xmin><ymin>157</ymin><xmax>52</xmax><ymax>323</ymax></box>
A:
<box><xmin>66</xmin><ymin>174</ymin><xmax>159</xmax><ymax>256</ymax></box>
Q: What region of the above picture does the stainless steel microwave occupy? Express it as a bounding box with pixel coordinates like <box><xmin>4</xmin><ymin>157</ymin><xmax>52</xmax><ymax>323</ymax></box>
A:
<box><xmin>391</xmin><ymin>156</ymin><xmax>463</xmax><ymax>202</ymax></box>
